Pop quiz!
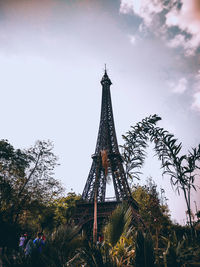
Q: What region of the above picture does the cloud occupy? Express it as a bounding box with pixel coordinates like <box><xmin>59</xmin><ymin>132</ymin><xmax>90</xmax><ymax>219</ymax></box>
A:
<box><xmin>128</xmin><ymin>34</ymin><xmax>137</xmax><ymax>45</ymax></box>
<box><xmin>120</xmin><ymin>0</ymin><xmax>200</xmax><ymax>56</ymax></box>
<box><xmin>120</xmin><ymin>0</ymin><xmax>163</xmax><ymax>26</ymax></box>
<box><xmin>120</xmin><ymin>0</ymin><xmax>200</xmax><ymax>114</ymax></box>
<box><xmin>166</xmin><ymin>0</ymin><xmax>200</xmax><ymax>56</ymax></box>
<box><xmin>192</xmin><ymin>92</ymin><xmax>200</xmax><ymax>111</ymax></box>
<box><xmin>120</xmin><ymin>0</ymin><xmax>135</xmax><ymax>14</ymax></box>
<box><xmin>168</xmin><ymin>77</ymin><xmax>188</xmax><ymax>94</ymax></box>
<box><xmin>167</xmin><ymin>34</ymin><xmax>185</xmax><ymax>48</ymax></box>
<box><xmin>166</xmin><ymin>34</ymin><xmax>196</xmax><ymax>57</ymax></box>
<box><xmin>192</xmin><ymin>70</ymin><xmax>200</xmax><ymax>111</ymax></box>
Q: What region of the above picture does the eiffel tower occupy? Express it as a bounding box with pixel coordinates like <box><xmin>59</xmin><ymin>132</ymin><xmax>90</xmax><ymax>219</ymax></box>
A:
<box><xmin>74</xmin><ymin>69</ymin><xmax>139</xmax><ymax>229</ymax></box>
<box><xmin>82</xmin><ymin>69</ymin><xmax>137</xmax><ymax>204</ymax></box>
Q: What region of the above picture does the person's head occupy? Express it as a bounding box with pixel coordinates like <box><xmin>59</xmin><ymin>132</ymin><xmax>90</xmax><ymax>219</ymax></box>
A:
<box><xmin>37</xmin><ymin>232</ymin><xmax>42</xmax><ymax>239</ymax></box>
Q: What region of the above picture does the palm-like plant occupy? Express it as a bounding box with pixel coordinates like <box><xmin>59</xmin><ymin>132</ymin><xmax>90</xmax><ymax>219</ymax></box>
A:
<box><xmin>41</xmin><ymin>224</ymin><xmax>82</xmax><ymax>266</ymax></box>
<box><xmin>110</xmin><ymin>235</ymin><xmax>135</xmax><ymax>266</ymax></box>
<box><xmin>103</xmin><ymin>203</ymin><xmax>136</xmax><ymax>266</ymax></box>
<box><xmin>121</xmin><ymin>114</ymin><xmax>161</xmax><ymax>182</ymax></box>
<box><xmin>135</xmin><ymin>230</ymin><xmax>155</xmax><ymax>267</ymax></box>
<box><xmin>68</xmin><ymin>204</ymin><xmax>135</xmax><ymax>266</ymax></box>
<box><xmin>103</xmin><ymin>203</ymin><xmax>155</xmax><ymax>266</ymax></box>
<box><xmin>161</xmin><ymin>231</ymin><xmax>200</xmax><ymax>267</ymax></box>
<box><xmin>68</xmin><ymin>240</ymin><xmax>117</xmax><ymax>267</ymax></box>
<box><xmin>121</xmin><ymin>114</ymin><xmax>200</xmax><ymax>230</ymax></box>
<box><xmin>104</xmin><ymin>203</ymin><xmax>132</xmax><ymax>247</ymax></box>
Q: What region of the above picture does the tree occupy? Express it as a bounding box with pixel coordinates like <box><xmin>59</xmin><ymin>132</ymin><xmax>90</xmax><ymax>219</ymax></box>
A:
<box><xmin>196</xmin><ymin>210</ymin><xmax>200</xmax><ymax>221</ymax></box>
<box><xmin>132</xmin><ymin>178</ymin><xmax>172</xmax><ymax>263</ymax></box>
<box><xmin>51</xmin><ymin>192</ymin><xmax>81</xmax><ymax>228</ymax></box>
<box><xmin>150</xmin><ymin>125</ymin><xmax>200</xmax><ymax>230</ymax></box>
<box><xmin>132</xmin><ymin>179</ymin><xmax>171</xmax><ymax>233</ymax></box>
<box><xmin>121</xmin><ymin>114</ymin><xmax>200</xmax><ymax>229</ymax></box>
<box><xmin>0</xmin><ymin>139</ymin><xmax>31</xmax><ymax>248</ymax></box>
<box><xmin>0</xmin><ymin>139</ymin><xmax>63</xmax><ymax>248</ymax></box>
<box><xmin>2</xmin><ymin>224</ymin><xmax>82</xmax><ymax>267</ymax></box>
<box><xmin>0</xmin><ymin>139</ymin><xmax>30</xmax><ymax>215</ymax></box>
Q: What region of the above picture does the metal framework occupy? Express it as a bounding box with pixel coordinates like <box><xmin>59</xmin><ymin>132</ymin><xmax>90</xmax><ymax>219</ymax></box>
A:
<box><xmin>82</xmin><ymin>70</ymin><xmax>136</xmax><ymax>205</ymax></box>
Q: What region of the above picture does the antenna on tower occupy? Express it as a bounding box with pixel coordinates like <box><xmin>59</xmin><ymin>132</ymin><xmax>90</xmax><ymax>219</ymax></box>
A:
<box><xmin>104</xmin><ymin>64</ymin><xmax>108</xmax><ymax>74</ymax></box>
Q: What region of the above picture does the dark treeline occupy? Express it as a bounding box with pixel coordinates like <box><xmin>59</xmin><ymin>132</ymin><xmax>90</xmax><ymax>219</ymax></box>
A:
<box><xmin>0</xmin><ymin>115</ymin><xmax>200</xmax><ymax>266</ymax></box>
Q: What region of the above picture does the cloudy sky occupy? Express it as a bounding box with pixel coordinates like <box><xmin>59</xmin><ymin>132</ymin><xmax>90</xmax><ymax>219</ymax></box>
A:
<box><xmin>0</xmin><ymin>0</ymin><xmax>199</xmax><ymax>224</ymax></box>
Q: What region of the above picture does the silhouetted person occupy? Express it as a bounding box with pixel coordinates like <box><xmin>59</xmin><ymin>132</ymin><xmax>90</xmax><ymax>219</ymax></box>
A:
<box><xmin>33</xmin><ymin>232</ymin><xmax>45</xmax><ymax>253</ymax></box>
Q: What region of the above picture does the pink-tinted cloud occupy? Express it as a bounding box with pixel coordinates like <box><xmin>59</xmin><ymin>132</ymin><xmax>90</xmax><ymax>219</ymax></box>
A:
<box><xmin>192</xmin><ymin>70</ymin><xmax>200</xmax><ymax>111</ymax></box>
<box><xmin>167</xmin><ymin>34</ymin><xmax>185</xmax><ymax>48</ymax></box>
<box><xmin>166</xmin><ymin>0</ymin><xmax>200</xmax><ymax>56</ymax></box>
<box><xmin>192</xmin><ymin>92</ymin><xmax>200</xmax><ymax>111</ymax></box>
<box><xmin>120</xmin><ymin>0</ymin><xmax>200</xmax><ymax>113</ymax></box>
<box><xmin>168</xmin><ymin>77</ymin><xmax>188</xmax><ymax>94</ymax></box>
<box><xmin>120</xmin><ymin>0</ymin><xmax>200</xmax><ymax>56</ymax></box>
<box><xmin>120</xmin><ymin>0</ymin><xmax>163</xmax><ymax>26</ymax></box>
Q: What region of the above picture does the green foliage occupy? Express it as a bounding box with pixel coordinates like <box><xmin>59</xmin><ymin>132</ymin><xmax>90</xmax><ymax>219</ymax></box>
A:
<box><xmin>2</xmin><ymin>197</ymin><xmax>200</xmax><ymax>267</ymax></box>
<box><xmin>150</xmin><ymin>127</ymin><xmax>200</xmax><ymax>229</ymax></box>
<box><xmin>132</xmin><ymin>179</ymin><xmax>172</xmax><ymax>236</ymax></box>
<box><xmin>0</xmin><ymin>139</ymin><xmax>30</xmax><ymax>176</ymax></box>
<box><xmin>135</xmin><ymin>230</ymin><xmax>155</xmax><ymax>267</ymax></box>
<box><xmin>196</xmin><ymin>210</ymin><xmax>200</xmax><ymax>221</ymax></box>
<box><xmin>104</xmin><ymin>203</ymin><xmax>132</xmax><ymax>247</ymax></box>
<box><xmin>121</xmin><ymin>114</ymin><xmax>200</xmax><ymax>229</ymax></box>
<box><xmin>52</xmin><ymin>192</ymin><xmax>81</xmax><ymax>227</ymax></box>
<box><xmin>102</xmin><ymin>204</ymin><xmax>136</xmax><ymax>265</ymax></box>
<box><xmin>109</xmin><ymin>235</ymin><xmax>135</xmax><ymax>266</ymax></box>
<box><xmin>121</xmin><ymin>114</ymin><xmax>161</xmax><ymax>181</ymax></box>
<box><xmin>0</xmin><ymin>139</ymin><xmax>63</xmax><ymax>248</ymax></box>
<box><xmin>24</xmin><ymin>140</ymin><xmax>63</xmax><ymax>204</ymax></box>
<box><xmin>69</xmin><ymin>240</ymin><xmax>118</xmax><ymax>267</ymax></box>
<box><xmin>70</xmin><ymin>204</ymin><xmax>135</xmax><ymax>266</ymax></box>
<box><xmin>2</xmin><ymin>224</ymin><xmax>82</xmax><ymax>267</ymax></box>
<box><xmin>161</xmin><ymin>232</ymin><xmax>200</xmax><ymax>266</ymax></box>
<box><xmin>1</xmin><ymin>134</ymin><xmax>200</xmax><ymax>266</ymax></box>
<box><xmin>41</xmin><ymin>224</ymin><xmax>82</xmax><ymax>266</ymax></box>
<box><xmin>20</xmin><ymin>192</ymin><xmax>81</xmax><ymax>233</ymax></box>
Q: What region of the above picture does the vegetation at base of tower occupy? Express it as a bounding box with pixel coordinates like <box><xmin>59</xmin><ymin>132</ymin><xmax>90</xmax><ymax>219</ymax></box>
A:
<box><xmin>0</xmin><ymin>135</ymin><xmax>200</xmax><ymax>266</ymax></box>
<box><xmin>121</xmin><ymin>114</ymin><xmax>200</xmax><ymax>231</ymax></box>
<box><xmin>104</xmin><ymin>204</ymin><xmax>132</xmax><ymax>247</ymax></box>
<box><xmin>0</xmin><ymin>139</ymin><xmax>63</xmax><ymax>249</ymax></box>
<box><xmin>132</xmin><ymin>179</ymin><xmax>172</xmax><ymax>249</ymax></box>
<box><xmin>135</xmin><ymin>230</ymin><xmax>155</xmax><ymax>267</ymax></box>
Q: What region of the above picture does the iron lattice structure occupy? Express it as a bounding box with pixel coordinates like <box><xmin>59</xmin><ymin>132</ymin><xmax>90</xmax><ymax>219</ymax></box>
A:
<box><xmin>82</xmin><ymin>71</ymin><xmax>137</xmax><ymax>205</ymax></box>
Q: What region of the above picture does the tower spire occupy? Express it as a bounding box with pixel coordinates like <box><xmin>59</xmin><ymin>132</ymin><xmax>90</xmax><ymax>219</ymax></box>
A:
<box><xmin>101</xmin><ymin>66</ymin><xmax>112</xmax><ymax>86</ymax></box>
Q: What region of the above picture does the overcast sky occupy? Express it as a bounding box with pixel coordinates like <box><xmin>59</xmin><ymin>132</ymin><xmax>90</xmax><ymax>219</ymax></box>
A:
<box><xmin>0</xmin><ymin>0</ymin><xmax>200</xmax><ymax>224</ymax></box>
